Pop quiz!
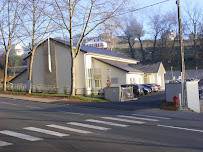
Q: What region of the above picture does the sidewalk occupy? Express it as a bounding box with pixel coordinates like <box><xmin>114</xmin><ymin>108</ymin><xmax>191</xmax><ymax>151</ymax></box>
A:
<box><xmin>0</xmin><ymin>93</ymin><xmax>81</xmax><ymax>103</ymax></box>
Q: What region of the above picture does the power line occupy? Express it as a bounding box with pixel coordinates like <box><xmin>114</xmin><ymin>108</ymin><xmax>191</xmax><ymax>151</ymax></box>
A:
<box><xmin>72</xmin><ymin>0</ymin><xmax>172</xmax><ymax>27</ymax></box>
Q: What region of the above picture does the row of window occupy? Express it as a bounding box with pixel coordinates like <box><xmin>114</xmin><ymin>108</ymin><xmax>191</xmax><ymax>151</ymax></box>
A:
<box><xmin>130</xmin><ymin>77</ymin><xmax>142</xmax><ymax>84</ymax></box>
<box><xmin>86</xmin><ymin>43</ymin><xmax>105</xmax><ymax>47</ymax></box>
<box><xmin>87</xmin><ymin>79</ymin><xmax>101</xmax><ymax>88</ymax></box>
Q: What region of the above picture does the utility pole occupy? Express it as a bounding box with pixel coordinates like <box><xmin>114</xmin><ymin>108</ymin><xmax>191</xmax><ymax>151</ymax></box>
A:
<box><xmin>176</xmin><ymin>0</ymin><xmax>186</xmax><ymax>106</ymax></box>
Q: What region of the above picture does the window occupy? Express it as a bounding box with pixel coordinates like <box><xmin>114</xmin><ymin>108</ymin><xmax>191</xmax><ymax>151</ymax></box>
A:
<box><xmin>95</xmin><ymin>79</ymin><xmax>101</xmax><ymax>88</ymax></box>
<box><xmin>111</xmin><ymin>78</ymin><xmax>118</xmax><ymax>84</ymax></box>
<box><xmin>87</xmin><ymin>68</ymin><xmax>93</xmax><ymax>88</ymax></box>
<box><xmin>88</xmin><ymin>79</ymin><xmax>92</xmax><ymax>88</ymax></box>
<box><xmin>87</xmin><ymin>69</ymin><xmax>92</xmax><ymax>77</ymax></box>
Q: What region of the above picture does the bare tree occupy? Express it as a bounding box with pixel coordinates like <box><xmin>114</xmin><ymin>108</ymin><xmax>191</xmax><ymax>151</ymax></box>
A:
<box><xmin>123</xmin><ymin>23</ymin><xmax>136</xmax><ymax>59</ymax></box>
<box><xmin>148</xmin><ymin>13</ymin><xmax>164</xmax><ymax>61</ymax></box>
<box><xmin>121</xmin><ymin>18</ymin><xmax>145</xmax><ymax>60</ymax></box>
<box><xmin>184</xmin><ymin>1</ymin><xmax>203</xmax><ymax>67</ymax></box>
<box><xmin>131</xmin><ymin>19</ymin><xmax>145</xmax><ymax>61</ymax></box>
<box><xmin>50</xmin><ymin>0</ymin><xmax>128</xmax><ymax>96</ymax></box>
<box><xmin>0</xmin><ymin>0</ymin><xmax>19</xmax><ymax>91</ymax></box>
<box><xmin>17</xmin><ymin>0</ymin><xmax>53</xmax><ymax>94</ymax></box>
<box><xmin>159</xmin><ymin>11</ymin><xmax>178</xmax><ymax>65</ymax></box>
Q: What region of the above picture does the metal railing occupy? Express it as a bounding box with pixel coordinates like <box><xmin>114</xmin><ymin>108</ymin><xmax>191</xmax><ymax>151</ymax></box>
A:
<box><xmin>120</xmin><ymin>87</ymin><xmax>134</xmax><ymax>101</ymax></box>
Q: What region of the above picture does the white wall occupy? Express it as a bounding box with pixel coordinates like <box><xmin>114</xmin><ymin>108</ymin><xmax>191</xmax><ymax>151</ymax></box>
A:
<box><xmin>32</xmin><ymin>44</ymin><xmax>46</xmax><ymax>85</ymax></box>
<box><xmin>92</xmin><ymin>59</ymin><xmax>127</xmax><ymax>88</ymax></box>
<box><xmin>75</xmin><ymin>52</ymin><xmax>86</xmax><ymax>94</ymax></box>
<box><xmin>186</xmin><ymin>81</ymin><xmax>200</xmax><ymax>113</ymax></box>
<box><xmin>55</xmin><ymin>43</ymin><xmax>72</xmax><ymax>94</ymax></box>
<box><xmin>126</xmin><ymin>73</ymin><xmax>143</xmax><ymax>84</ymax></box>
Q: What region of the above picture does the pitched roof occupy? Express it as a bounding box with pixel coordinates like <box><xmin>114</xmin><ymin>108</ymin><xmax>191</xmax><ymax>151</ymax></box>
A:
<box><xmin>23</xmin><ymin>38</ymin><xmax>139</xmax><ymax>62</ymax></box>
<box><xmin>51</xmin><ymin>38</ymin><xmax>138</xmax><ymax>61</ymax></box>
<box><xmin>129</xmin><ymin>62</ymin><xmax>161</xmax><ymax>73</ymax></box>
<box><xmin>1</xmin><ymin>76</ymin><xmax>15</xmax><ymax>83</ymax></box>
<box><xmin>9</xmin><ymin>69</ymin><xmax>27</xmax><ymax>82</ymax></box>
<box><xmin>94</xmin><ymin>58</ymin><xmax>143</xmax><ymax>73</ymax></box>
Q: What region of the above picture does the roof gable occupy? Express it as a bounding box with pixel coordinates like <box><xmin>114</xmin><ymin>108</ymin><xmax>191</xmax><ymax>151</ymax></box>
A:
<box><xmin>94</xmin><ymin>58</ymin><xmax>143</xmax><ymax>73</ymax></box>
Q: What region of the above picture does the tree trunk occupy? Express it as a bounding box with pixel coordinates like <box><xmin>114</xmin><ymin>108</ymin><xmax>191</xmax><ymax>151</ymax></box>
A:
<box><xmin>193</xmin><ymin>38</ymin><xmax>198</xmax><ymax>67</ymax></box>
<box><xmin>3</xmin><ymin>51</ymin><xmax>9</xmax><ymax>91</ymax></box>
<box><xmin>152</xmin><ymin>36</ymin><xmax>157</xmax><ymax>61</ymax></box>
<box><xmin>27</xmin><ymin>52</ymin><xmax>34</xmax><ymax>94</ymax></box>
<box><xmin>127</xmin><ymin>38</ymin><xmax>135</xmax><ymax>59</ymax></box>
<box><xmin>138</xmin><ymin>38</ymin><xmax>145</xmax><ymax>62</ymax></box>
<box><xmin>172</xmin><ymin>37</ymin><xmax>176</xmax><ymax>66</ymax></box>
<box><xmin>71</xmin><ymin>56</ymin><xmax>75</xmax><ymax>96</ymax></box>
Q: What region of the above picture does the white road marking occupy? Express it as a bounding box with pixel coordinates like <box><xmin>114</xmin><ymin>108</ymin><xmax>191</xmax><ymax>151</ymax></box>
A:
<box><xmin>101</xmin><ymin>117</ymin><xmax>145</xmax><ymax>124</ymax></box>
<box><xmin>157</xmin><ymin>124</ymin><xmax>203</xmax><ymax>133</ymax></box>
<box><xmin>47</xmin><ymin>124</ymin><xmax>92</xmax><ymax>134</ymax></box>
<box><xmin>132</xmin><ymin>114</ymin><xmax>171</xmax><ymax>120</ymax></box>
<box><xmin>0</xmin><ymin>102</ymin><xmax>17</xmax><ymax>106</ymax></box>
<box><xmin>0</xmin><ymin>140</ymin><xmax>13</xmax><ymax>147</ymax></box>
<box><xmin>59</xmin><ymin>111</ymin><xmax>84</xmax><ymax>115</ymax></box>
<box><xmin>24</xmin><ymin>127</ymin><xmax>69</xmax><ymax>137</ymax></box>
<box><xmin>118</xmin><ymin>115</ymin><xmax>159</xmax><ymax>122</ymax></box>
<box><xmin>25</xmin><ymin>106</ymin><xmax>42</xmax><ymax>109</ymax></box>
<box><xmin>0</xmin><ymin>130</ymin><xmax>43</xmax><ymax>141</ymax></box>
<box><xmin>86</xmin><ymin>119</ymin><xmax>129</xmax><ymax>127</ymax></box>
<box><xmin>68</xmin><ymin>122</ymin><xmax>110</xmax><ymax>131</ymax></box>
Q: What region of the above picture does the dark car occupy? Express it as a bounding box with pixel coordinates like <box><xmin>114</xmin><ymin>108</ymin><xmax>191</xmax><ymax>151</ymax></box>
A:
<box><xmin>121</xmin><ymin>84</ymin><xmax>144</xmax><ymax>97</ymax></box>
<box><xmin>141</xmin><ymin>85</ymin><xmax>151</xmax><ymax>95</ymax></box>
<box><xmin>199</xmin><ymin>79</ymin><xmax>203</xmax><ymax>100</ymax></box>
<box><xmin>142</xmin><ymin>84</ymin><xmax>158</xmax><ymax>92</ymax></box>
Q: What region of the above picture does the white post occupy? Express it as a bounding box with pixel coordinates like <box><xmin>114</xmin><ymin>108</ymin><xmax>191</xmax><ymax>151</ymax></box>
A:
<box><xmin>48</xmin><ymin>31</ymin><xmax>52</xmax><ymax>73</ymax></box>
<box><xmin>181</xmin><ymin>72</ymin><xmax>184</xmax><ymax>106</ymax></box>
<box><xmin>171</xmin><ymin>66</ymin><xmax>173</xmax><ymax>79</ymax></box>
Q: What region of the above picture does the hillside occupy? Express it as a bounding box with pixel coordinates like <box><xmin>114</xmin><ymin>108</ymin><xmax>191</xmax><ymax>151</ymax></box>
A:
<box><xmin>107</xmin><ymin>39</ymin><xmax>203</xmax><ymax>70</ymax></box>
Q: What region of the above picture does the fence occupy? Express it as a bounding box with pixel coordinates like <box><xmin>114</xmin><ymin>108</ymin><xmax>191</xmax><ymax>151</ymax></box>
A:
<box><xmin>120</xmin><ymin>87</ymin><xmax>134</xmax><ymax>101</ymax></box>
<box><xmin>0</xmin><ymin>84</ymin><xmax>103</xmax><ymax>96</ymax></box>
<box><xmin>104</xmin><ymin>87</ymin><xmax>134</xmax><ymax>102</ymax></box>
<box><xmin>0</xmin><ymin>83</ymin><xmax>64</xmax><ymax>94</ymax></box>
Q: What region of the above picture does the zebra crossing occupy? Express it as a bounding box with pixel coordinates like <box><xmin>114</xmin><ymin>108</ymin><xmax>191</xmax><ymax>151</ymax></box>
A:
<box><xmin>0</xmin><ymin>114</ymin><xmax>166</xmax><ymax>147</ymax></box>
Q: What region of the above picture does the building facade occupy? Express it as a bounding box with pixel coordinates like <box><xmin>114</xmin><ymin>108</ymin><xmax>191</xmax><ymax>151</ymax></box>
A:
<box><xmin>11</xmin><ymin>38</ymin><xmax>166</xmax><ymax>94</ymax></box>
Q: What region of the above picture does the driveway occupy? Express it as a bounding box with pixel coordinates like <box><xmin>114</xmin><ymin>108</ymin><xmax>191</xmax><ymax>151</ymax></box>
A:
<box><xmin>64</xmin><ymin>92</ymin><xmax>166</xmax><ymax>111</ymax></box>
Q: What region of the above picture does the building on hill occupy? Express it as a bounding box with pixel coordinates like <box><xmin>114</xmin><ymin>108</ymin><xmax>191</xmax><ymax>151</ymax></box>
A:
<box><xmin>161</xmin><ymin>30</ymin><xmax>176</xmax><ymax>40</ymax></box>
<box><xmin>15</xmin><ymin>44</ymin><xmax>24</xmax><ymax>56</ymax></box>
<box><xmin>85</xmin><ymin>38</ymin><xmax>107</xmax><ymax>49</ymax></box>
<box><xmin>10</xmin><ymin>38</ymin><xmax>166</xmax><ymax>94</ymax></box>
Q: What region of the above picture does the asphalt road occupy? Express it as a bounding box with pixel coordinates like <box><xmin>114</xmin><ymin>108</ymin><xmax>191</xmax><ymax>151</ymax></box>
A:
<box><xmin>0</xmin><ymin>94</ymin><xmax>203</xmax><ymax>152</ymax></box>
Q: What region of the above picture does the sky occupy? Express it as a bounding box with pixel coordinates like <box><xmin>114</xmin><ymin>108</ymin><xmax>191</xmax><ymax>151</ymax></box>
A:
<box><xmin>135</xmin><ymin>0</ymin><xmax>203</xmax><ymax>14</ymax></box>
<box><xmin>123</xmin><ymin>0</ymin><xmax>203</xmax><ymax>39</ymax></box>
<box><xmin>86</xmin><ymin>0</ymin><xmax>202</xmax><ymax>39</ymax></box>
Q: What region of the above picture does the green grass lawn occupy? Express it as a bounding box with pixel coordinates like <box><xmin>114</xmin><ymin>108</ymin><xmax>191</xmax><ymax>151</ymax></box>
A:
<box><xmin>0</xmin><ymin>91</ymin><xmax>108</xmax><ymax>102</ymax></box>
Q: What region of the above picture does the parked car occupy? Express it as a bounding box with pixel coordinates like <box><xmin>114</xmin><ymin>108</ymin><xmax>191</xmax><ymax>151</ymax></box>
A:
<box><xmin>155</xmin><ymin>84</ymin><xmax>161</xmax><ymax>90</ymax></box>
<box><xmin>142</xmin><ymin>83</ymin><xmax>158</xmax><ymax>92</ymax></box>
<box><xmin>168</xmin><ymin>79</ymin><xmax>181</xmax><ymax>83</ymax></box>
<box><xmin>121</xmin><ymin>84</ymin><xmax>144</xmax><ymax>97</ymax></box>
<box><xmin>141</xmin><ymin>85</ymin><xmax>151</xmax><ymax>95</ymax></box>
<box><xmin>198</xmin><ymin>79</ymin><xmax>203</xmax><ymax>100</ymax></box>
<box><xmin>98</xmin><ymin>89</ymin><xmax>104</xmax><ymax>96</ymax></box>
